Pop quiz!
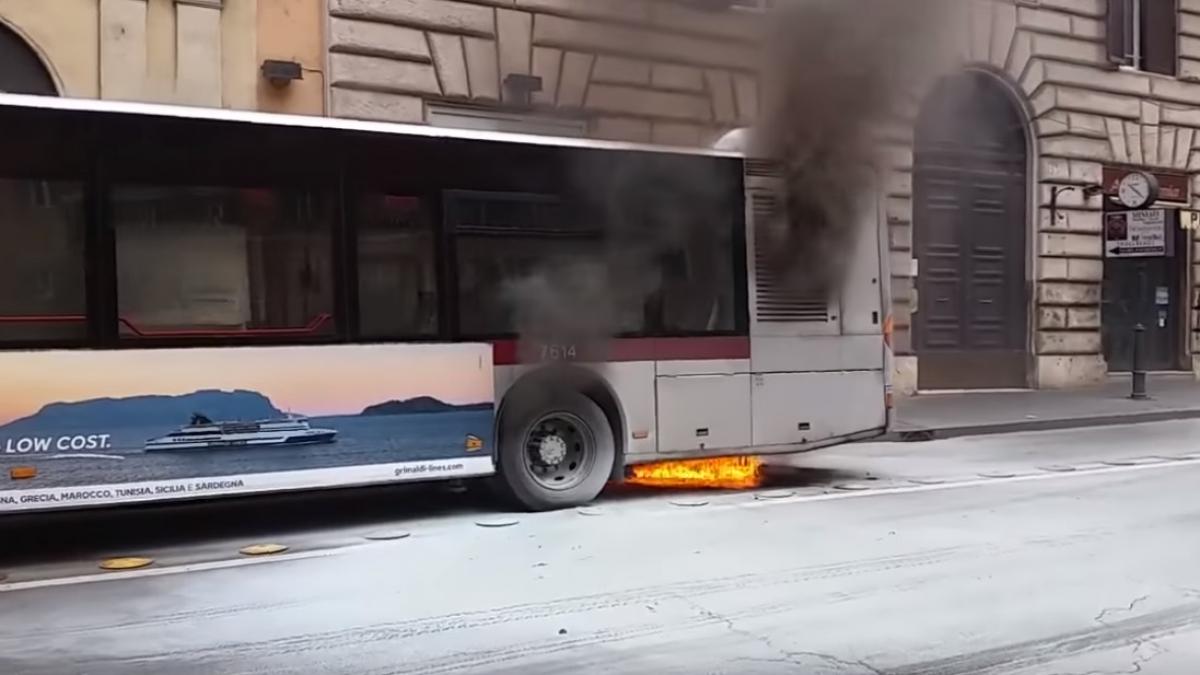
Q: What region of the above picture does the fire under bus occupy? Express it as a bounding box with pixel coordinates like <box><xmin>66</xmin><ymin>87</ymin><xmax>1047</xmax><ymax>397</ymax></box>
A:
<box><xmin>0</xmin><ymin>93</ymin><xmax>892</xmax><ymax>514</ymax></box>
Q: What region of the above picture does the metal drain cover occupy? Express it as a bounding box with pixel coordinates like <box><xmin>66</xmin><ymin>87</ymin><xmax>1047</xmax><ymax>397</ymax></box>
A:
<box><xmin>475</xmin><ymin>518</ymin><xmax>520</xmax><ymax>528</ymax></box>
<box><xmin>365</xmin><ymin>530</ymin><xmax>412</xmax><ymax>541</ymax></box>
<box><xmin>755</xmin><ymin>490</ymin><xmax>795</xmax><ymax>500</ymax></box>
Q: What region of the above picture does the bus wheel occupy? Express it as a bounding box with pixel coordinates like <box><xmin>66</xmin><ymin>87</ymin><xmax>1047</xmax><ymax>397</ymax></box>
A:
<box><xmin>496</xmin><ymin>390</ymin><xmax>615</xmax><ymax>511</ymax></box>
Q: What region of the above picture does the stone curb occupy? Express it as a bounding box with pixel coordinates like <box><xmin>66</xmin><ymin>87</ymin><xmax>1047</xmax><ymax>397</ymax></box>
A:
<box><xmin>879</xmin><ymin>408</ymin><xmax>1200</xmax><ymax>442</ymax></box>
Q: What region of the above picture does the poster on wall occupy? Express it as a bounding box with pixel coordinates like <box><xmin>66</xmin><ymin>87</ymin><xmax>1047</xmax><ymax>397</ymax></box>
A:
<box><xmin>0</xmin><ymin>343</ymin><xmax>495</xmax><ymax>512</ymax></box>
<box><xmin>1104</xmin><ymin>210</ymin><xmax>1171</xmax><ymax>258</ymax></box>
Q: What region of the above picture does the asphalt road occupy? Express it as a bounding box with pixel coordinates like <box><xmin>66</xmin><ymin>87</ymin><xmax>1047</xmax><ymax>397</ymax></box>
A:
<box><xmin>2</xmin><ymin>420</ymin><xmax>1200</xmax><ymax>674</ymax></box>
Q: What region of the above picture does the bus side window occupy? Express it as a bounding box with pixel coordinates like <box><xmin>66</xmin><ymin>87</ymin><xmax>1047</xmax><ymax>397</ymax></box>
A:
<box><xmin>0</xmin><ymin>108</ymin><xmax>88</xmax><ymax>344</ymax></box>
<box><xmin>111</xmin><ymin>185</ymin><xmax>337</xmax><ymax>338</ymax></box>
<box><xmin>658</xmin><ymin>238</ymin><xmax>736</xmax><ymax>335</ymax></box>
<box><xmin>355</xmin><ymin>194</ymin><xmax>438</xmax><ymax>339</ymax></box>
<box><xmin>0</xmin><ymin>178</ymin><xmax>87</xmax><ymax>342</ymax></box>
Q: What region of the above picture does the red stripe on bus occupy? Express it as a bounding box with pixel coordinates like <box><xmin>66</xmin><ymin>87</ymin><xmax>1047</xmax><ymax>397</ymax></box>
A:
<box><xmin>117</xmin><ymin>314</ymin><xmax>333</xmax><ymax>338</ymax></box>
<box><xmin>491</xmin><ymin>336</ymin><xmax>750</xmax><ymax>366</ymax></box>
<box><xmin>0</xmin><ymin>315</ymin><xmax>86</xmax><ymax>323</ymax></box>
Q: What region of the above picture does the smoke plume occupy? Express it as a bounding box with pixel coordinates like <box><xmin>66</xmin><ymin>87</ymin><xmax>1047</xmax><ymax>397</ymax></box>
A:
<box><xmin>503</xmin><ymin>0</ymin><xmax>961</xmax><ymax>360</ymax></box>
<box><xmin>505</xmin><ymin>152</ymin><xmax>736</xmax><ymax>363</ymax></box>
<box><xmin>754</xmin><ymin>0</ymin><xmax>958</xmax><ymax>298</ymax></box>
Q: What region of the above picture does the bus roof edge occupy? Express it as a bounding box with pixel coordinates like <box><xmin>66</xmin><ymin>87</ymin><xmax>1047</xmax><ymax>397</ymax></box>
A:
<box><xmin>0</xmin><ymin>93</ymin><xmax>745</xmax><ymax>160</ymax></box>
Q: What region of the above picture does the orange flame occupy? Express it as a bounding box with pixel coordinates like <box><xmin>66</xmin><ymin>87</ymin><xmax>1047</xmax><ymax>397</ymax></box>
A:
<box><xmin>627</xmin><ymin>456</ymin><xmax>764</xmax><ymax>490</ymax></box>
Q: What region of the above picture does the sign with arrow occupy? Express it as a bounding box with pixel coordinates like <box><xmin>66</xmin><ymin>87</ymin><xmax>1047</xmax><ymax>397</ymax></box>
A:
<box><xmin>1104</xmin><ymin>210</ymin><xmax>1169</xmax><ymax>258</ymax></box>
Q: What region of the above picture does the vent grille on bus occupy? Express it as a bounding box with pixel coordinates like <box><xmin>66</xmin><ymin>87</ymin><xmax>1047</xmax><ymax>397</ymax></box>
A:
<box><xmin>750</xmin><ymin>190</ymin><xmax>831</xmax><ymax>323</ymax></box>
<box><xmin>745</xmin><ymin>159</ymin><xmax>783</xmax><ymax>178</ymax></box>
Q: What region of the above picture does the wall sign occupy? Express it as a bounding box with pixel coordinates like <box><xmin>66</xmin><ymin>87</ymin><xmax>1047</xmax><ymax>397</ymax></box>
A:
<box><xmin>1155</xmin><ymin>286</ymin><xmax>1170</xmax><ymax>306</ymax></box>
<box><xmin>1104</xmin><ymin>209</ymin><xmax>1171</xmax><ymax>258</ymax></box>
<box><xmin>1102</xmin><ymin>167</ymin><xmax>1189</xmax><ymax>203</ymax></box>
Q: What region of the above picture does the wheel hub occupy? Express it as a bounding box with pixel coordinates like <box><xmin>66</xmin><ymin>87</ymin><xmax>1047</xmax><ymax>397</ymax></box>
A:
<box><xmin>536</xmin><ymin>435</ymin><xmax>568</xmax><ymax>465</ymax></box>
<box><xmin>522</xmin><ymin>411</ymin><xmax>597</xmax><ymax>492</ymax></box>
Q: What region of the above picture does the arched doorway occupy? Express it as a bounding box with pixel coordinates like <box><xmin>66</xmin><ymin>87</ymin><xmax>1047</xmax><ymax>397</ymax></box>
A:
<box><xmin>913</xmin><ymin>70</ymin><xmax>1028</xmax><ymax>390</ymax></box>
<box><xmin>0</xmin><ymin>22</ymin><xmax>57</xmax><ymax>95</ymax></box>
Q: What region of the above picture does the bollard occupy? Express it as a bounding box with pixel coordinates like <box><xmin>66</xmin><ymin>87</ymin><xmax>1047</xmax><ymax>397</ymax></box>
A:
<box><xmin>1130</xmin><ymin>323</ymin><xmax>1148</xmax><ymax>400</ymax></box>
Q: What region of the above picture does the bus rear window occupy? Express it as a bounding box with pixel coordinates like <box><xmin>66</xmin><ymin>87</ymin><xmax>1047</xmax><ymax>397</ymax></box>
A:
<box><xmin>0</xmin><ymin>178</ymin><xmax>86</xmax><ymax>342</ymax></box>
<box><xmin>111</xmin><ymin>185</ymin><xmax>336</xmax><ymax>339</ymax></box>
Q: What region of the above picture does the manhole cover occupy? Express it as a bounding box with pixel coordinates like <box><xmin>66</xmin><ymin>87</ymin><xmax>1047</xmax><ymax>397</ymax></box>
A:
<box><xmin>908</xmin><ymin>478</ymin><xmax>946</xmax><ymax>485</ymax></box>
<box><xmin>576</xmin><ymin>507</ymin><xmax>604</xmax><ymax>516</ymax></box>
<box><xmin>99</xmin><ymin>557</ymin><xmax>153</xmax><ymax>571</ymax></box>
<box><xmin>979</xmin><ymin>472</ymin><xmax>1016</xmax><ymax>479</ymax></box>
<box><xmin>1039</xmin><ymin>465</ymin><xmax>1077</xmax><ymax>473</ymax></box>
<box><xmin>239</xmin><ymin>544</ymin><xmax>289</xmax><ymax>556</ymax></box>
<box><xmin>1103</xmin><ymin>457</ymin><xmax>1162</xmax><ymax>467</ymax></box>
<box><xmin>670</xmin><ymin>499</ymin><xmax>709</xmax><ymax>508</ymax></box>
<box><xmin>755</xmin><ymin>490</ymin><xmax>795</xmax><ymax>500</ymax></box>
<box><xmin>476</xmin><ymin>518</ymin><xmax>520</xmax><ymax>528</ymax></box>
<box><xmin>834</xmin><ymin>483</ymin><xmax>871</xmax><ymax>491</ymax></box>
<box><xmin>365</xmin><ymin>530</ymin><xmax>412</xmax><ymax>541</ymax></box>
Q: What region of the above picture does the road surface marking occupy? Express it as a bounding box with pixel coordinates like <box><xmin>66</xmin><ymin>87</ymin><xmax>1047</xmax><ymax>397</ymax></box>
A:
<box><xmin>717</xmin><ymin>456</ymin><xmax>1200</xmax><ymax>514</ymax></box>
<box><xmin>2</xmin><ymin>457</ymin><xmax>1198</xmax><ymax>593</ymax></box>
<box><xmin>0</xmin><ymin>546</ymin><xmax>351</xmax><ymax>593</ymax></box>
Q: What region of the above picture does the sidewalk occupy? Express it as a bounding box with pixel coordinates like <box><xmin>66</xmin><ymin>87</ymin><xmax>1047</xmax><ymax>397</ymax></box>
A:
<box><xmin>888</xmin><ymin>373</ymin><xmax>1200</xmax><ymax>441</ymax></box>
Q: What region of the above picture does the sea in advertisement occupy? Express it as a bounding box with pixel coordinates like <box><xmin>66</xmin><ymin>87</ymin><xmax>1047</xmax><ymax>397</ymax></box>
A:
<box><xmin>0</xmin><ymin>343</ymin><xmax>496</xmax><ymax>509</ymax></box>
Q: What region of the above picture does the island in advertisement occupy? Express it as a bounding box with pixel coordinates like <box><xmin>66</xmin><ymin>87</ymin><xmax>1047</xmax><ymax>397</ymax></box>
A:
<box><xmin>0</xmin><ymin>343</ymin><xmax>495</xmax><ymax>512</ymax></box>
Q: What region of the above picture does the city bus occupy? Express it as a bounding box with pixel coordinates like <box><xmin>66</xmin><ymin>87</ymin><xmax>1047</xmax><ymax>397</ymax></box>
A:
<box><xmin>0</xmin><ymin>93</ymin><xmax>891</xmax><ymax>513</ymax></box>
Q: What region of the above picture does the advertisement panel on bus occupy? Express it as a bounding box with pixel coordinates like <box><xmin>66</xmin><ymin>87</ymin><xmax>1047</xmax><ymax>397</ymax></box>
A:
<box><xmin>0</xmin><ymin>344</ymin><xmax>495</xmax><ymax>512</ymax></box>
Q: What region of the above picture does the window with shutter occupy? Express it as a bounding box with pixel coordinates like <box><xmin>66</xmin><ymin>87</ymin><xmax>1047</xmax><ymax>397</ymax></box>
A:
<box><xmin>1107</xmin><ymin>0</ymin><xmax>1178</xmax><ymax>76</ymax></box>
<box><xmin>1142</xmin><ymin>0</ymin><xmax>1178</xmax><ymax>76</ymax></box>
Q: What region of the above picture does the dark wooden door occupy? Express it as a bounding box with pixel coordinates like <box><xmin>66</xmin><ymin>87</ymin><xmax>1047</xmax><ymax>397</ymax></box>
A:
<box><xmin>914</xmin><ymin>72</ymin><xmax>1029</xmax><ymax>390</ymax></box>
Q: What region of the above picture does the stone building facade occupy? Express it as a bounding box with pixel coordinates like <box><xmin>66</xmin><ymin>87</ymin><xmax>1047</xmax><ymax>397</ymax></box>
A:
<box><xmin>0</xmin><ymin>0</ymin><xmax>323</xmax><ymax>114</ymax></box>
<box><xmin>885</xmin><ymin>0</ymin><xmax>1200</xmax><ymax>392</ymax></box>
<box><xmin>5</xmin><ymin>0</ymin><xmax>1200</xmax><ymax>392</ymax></box>
<box><xmin>321</xmin><ymin>0</ymin><xmax>1200</xmax><ymax>392</ymax></box>
<box><xmin>323</xmin><ymin>0</ymin><xmax>761</xmax><ymax>143</ymax></box>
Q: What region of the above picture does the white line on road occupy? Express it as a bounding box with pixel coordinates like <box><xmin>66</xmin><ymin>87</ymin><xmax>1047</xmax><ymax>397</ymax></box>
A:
<box><xmin>2</xmin><ymin>455</ymin><xmax>1198</xmax><ymax>593</ymax></box>
<box><xmin>714</xmin><ymin>455</ymin><xmax>1200</xmax><ymax>514</ymax></box>
<box><xmin>0</xmin><ymin>545</ymin><xmax>354</xmax><ymax>593</ymax></box>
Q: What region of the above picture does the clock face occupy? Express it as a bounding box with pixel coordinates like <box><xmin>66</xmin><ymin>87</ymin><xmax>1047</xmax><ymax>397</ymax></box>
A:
<box><xmin>1117</xmin><ymin>172</ymin><xmax>1154</xmax><ymax>208</ymax></box>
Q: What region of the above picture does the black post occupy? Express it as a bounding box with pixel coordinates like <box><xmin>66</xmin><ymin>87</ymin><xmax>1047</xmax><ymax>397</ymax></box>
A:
<box><xmin>1131</xmin><ymin>323</ymin><xmax>1148</xmax><ymax>400</ymax></box>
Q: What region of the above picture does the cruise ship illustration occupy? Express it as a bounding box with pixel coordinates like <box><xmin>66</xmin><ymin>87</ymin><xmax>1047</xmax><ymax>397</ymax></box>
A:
<box><xmin>144</xmin><ymin>413</ymin><xmax>338</xmax><ymax>452</ymax></box>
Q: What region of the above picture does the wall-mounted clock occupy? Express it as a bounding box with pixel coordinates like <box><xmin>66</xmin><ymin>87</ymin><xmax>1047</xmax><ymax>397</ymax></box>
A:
<box><xmin>1116</xmin><ymin>171</ymin><xmax>1160</xmax><ymax>209</ymax></box>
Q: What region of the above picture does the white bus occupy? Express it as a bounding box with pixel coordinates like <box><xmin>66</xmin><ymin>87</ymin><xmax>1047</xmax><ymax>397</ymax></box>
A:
<box><xmin>0</xmin><ymin>93</ymin><xmax>892</xmax><ymax>513</ymax></box>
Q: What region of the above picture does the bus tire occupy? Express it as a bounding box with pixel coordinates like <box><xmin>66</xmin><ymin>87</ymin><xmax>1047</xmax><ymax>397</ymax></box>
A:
<box><xmin>495</xmin><ymin>389</ymin><xmax>615</xmax><ymax>511</ymax></box>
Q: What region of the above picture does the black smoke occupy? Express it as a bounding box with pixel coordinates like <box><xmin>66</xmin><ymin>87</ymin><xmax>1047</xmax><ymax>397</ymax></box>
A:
<box><xmin>753</xmin><ymin>0</ymin><xmax>956</xmax><ymax>298</ymax></box>
<box><xmin>503</xmin><ymin>0</ymin><xmax>958</xmax><ymax>357</ymax></box>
